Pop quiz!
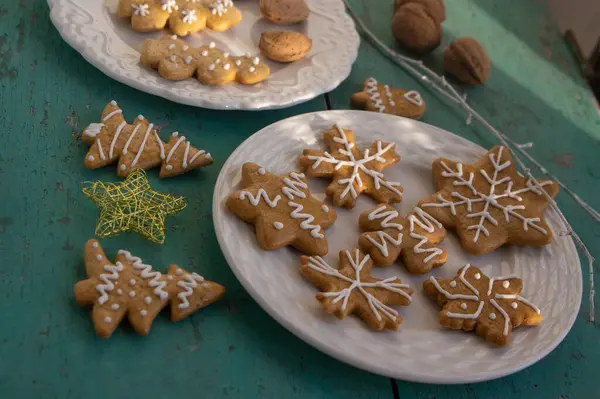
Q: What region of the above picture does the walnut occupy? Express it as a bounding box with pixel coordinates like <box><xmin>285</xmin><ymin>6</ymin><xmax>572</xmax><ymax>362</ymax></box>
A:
<box><xmin>392</xmin><ymin>0</ymin><xmax>445</xmax><ymax>54</ymax></box>
<box><xmin>444</xmin><ymin>37</ymin><xmax>491</xmax><ymax>85</ymax></box>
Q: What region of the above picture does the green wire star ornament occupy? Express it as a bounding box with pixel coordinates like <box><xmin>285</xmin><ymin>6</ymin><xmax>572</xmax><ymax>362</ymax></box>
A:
<box><xmin>82</xmin><ymin>169</ymin><xmax>187</xmax><ymax>244</ymax></box>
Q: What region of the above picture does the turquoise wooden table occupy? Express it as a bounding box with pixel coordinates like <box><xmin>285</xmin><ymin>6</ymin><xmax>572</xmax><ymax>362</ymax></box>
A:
<box><xmin>1</xmin><ymin>0</ymin><xmax>599</xmax><ymax>397</ymax></box>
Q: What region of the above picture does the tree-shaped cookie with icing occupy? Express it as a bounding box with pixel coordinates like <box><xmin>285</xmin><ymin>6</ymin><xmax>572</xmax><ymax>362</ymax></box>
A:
<box><xmin>351</xmin><ymin>77</ymin><xmax>426</xmax><ymax>119</ymax></box>
<box><xmin>75</xmin><ymin>239</ymin><xmax>225</xmax><ymax>338</ymax></box>
<box><xmin>423</xmin><ymin>264</ymin><xmax>542</xmax><ymax>346</ymax></box>
<box><xmin>300</xmin><ymin>248</ymin><xmax>413</xmax><ymax>330</ymax></box>
<box><xmin>299</xmin><ymin>124</ymin><xmax>403</xmax><ymax>208</ymax></box>
<box><xmin>358</xmin><ymin>204</ymin><xmax>448</xmax><ymax>274</ymax></box>
<box><xmin>226</xmin><ymin>163</ymin><xmax>337</xmax><ymax>256</ymax></box>
<box><xmin>419</xmin><ymin>146</ymin><xmax>558</xmax><ymax>255</ymax></box>
<box><xmin>141</xmin><ymin>36</ymin><xmax>270</xmax><ymax>85</ymax></box>
<box><xmin>82</xmin><ymin>101</ymin><xmax>212</xmax><ymax>177</ymax></box>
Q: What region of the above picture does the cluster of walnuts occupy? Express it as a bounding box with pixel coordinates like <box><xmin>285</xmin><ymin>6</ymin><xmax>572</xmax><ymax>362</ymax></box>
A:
<box><xmin>392</xmin><ymin>0</ymin><xmax>490</xmax><ymax>85</ymax></box>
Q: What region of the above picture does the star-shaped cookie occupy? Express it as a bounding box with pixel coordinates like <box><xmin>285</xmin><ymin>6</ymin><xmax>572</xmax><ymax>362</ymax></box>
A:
<box><xmin>299</xmin><ymin>123</ymin><xmax>403</xmax><ymax>208</ymax></box>
<box><xmin>300</xmin><ymin>248</ymin><xmax>413</xmax><ymax>330</ymax></box>
<box><xmin>351</xmin><ymin>77</ymin><xmax>426</xmax><ymax>119</ymax></box>
<box><xmin>418</xmin><ymin>146</ymin><xmax>558</xmax><ymax>255</ymax></box>
<box><xmin>358</xmin><ymin>204</ymin><xmax>448</xmax><ymax>274</ymax></box>
<box><xmin>423</xmin><ymin>264</ymin><xmax>542</xmax><ymax>346</ymax></box>
<box><xmin>82</xmin><ymin>169</ymin><xmax>186</xmax><ymax>244</ymax></box>
<box><xmin>75</xmin><ymin>239</ymin><xmax>225</xmax><ymax>338</ymax></box>
<box><xmin>226</xmin><ymin>163</ymin><xmax>337</xmax><ymax>256</ymax></box>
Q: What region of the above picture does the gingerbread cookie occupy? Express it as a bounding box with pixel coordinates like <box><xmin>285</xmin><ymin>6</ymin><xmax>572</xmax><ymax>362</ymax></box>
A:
<box><xmin>423</xmin><ymin>264</ymin><xmax>542</xmax><ymax>346</ymax></box>
<box><xmin>259</xmin><ymin>0</ymin><xmax>309</xmax><ymax>25</ymax></box>
<box><xmin>75</xmin><ymin>239</ymin><xmax>225</xmax><ymax>338</ymax></box>
<box><xmin>226</xmin><ymin>162</ymin><xmax>337</xmax><ymax>256</ymax></box>
<box><xmin>419</xmin><ymin>146</ymin><xmax>558</xmax><ymax>255</ymax></box>
<box><xmin>82</xmin><ymin>101</ymin><xmax>213</xmax><ymax>177</ymax></box>
<box><xmin>359</xmin><ymin>204</ymin><xmax>447</xmax><ymax>274</ymax></box>
<box><xmin>351</xmin><ymin>77</ymin><xmax>426</xmax><ymax>119</ymax></box>
<box><xmin>259</xmin><ymin>30</ymin><xmax>312</xmax><ymax>62</ymax></box>
<box><xmin>118</xmin><ymin>0</ymin><xmax>241</xmax><ymax>35</ymax></box>
<box><xmin>299</xmin><ymin>124</ymin><xmax>403</xmax><ymax>208</ymax></box>
<box><xmin>300</xmin><ymin>248</ymin><xmax>413</xmax><ymax>330</ymax></box>
<box><xmin>141</xmin><ymin>36</ymin><xmax>270</xmax><ymax>85</ymax></box>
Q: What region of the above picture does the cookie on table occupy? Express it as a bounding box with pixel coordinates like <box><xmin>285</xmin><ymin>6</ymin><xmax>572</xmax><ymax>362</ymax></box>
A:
<box><xmin>259</xmin><ymin>30</ymin><xmax>312</xmax><ymax>62</ymax></box>
<box><xmin>299</xmin><ymin>123</ymin><xmax>403</xmax><ymax>208</ymax></box>
<box><xmin>423</xmin><ymin>264</ymin><xmax>542</xmax><ymax>346</ymax></box>
<box><xmin>418</xmin><ymin>146</ymin><xmax>558</xmax><ymax>255</ymax></box>
<box><xmin>226</xmin><ymin>162</ymin><xmax>337</xmax><ymax>256</ymax></box>
<box><xmin>300</xmin><ymin>248</ymin><xmax>413</xmax><ymax>330</ymax></box>
<box><xmin>74</xmin><ymin>239</ymin><xmax>226</xmax><ymax>338</ymax></box>
<box><xmin>168</xmin><ymin>2</ymin><xmax>209</xmax><ymax>36</ymax></box>
<box><xmin>351</xmin><ymin>77</ymin><xmax>426</xmax><ymax>119</ymax></box>
<box><xmin>259</xmin><ymin>0</ymin><xmax>309</xmax><ymax>25</ymax></box>
<box><xmin>358</xmin><ymin>204</ymin><xmax>447</xmax><ymax>274</ymax></box>
<box><xmin>206</xmin><ymin>0</ymin><xmax>242</xmax><ymax>31</ymax></box>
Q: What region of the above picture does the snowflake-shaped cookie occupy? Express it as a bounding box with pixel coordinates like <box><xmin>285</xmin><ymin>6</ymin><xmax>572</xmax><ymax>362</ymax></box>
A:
<box><xmin>226</xmin><ymin>163</ymin><xmax>337</xmax><ymax>256</ymax></box>
<box><xmin>358</xmin><ymin>204</ymin><xmax>448</xmax><ymax>274</ymax></box>
<box><xmin>419</xmin><ymin>146</ymin><xmax>558</xmax><ymax>255</ymax></box>
<box><xmin>299</xmin><ymin>124</ymin><xmax>403</xmax><ymax>208</ymax></box>
<box><xmin>423</xmin><ymin>264</ymin><xmax>542</xmax><ymax>346</ymax></box>
<box><xmin>301</xmin><ymin>249</ymin><xmax>413</xmax><ymax>330</ymax></box>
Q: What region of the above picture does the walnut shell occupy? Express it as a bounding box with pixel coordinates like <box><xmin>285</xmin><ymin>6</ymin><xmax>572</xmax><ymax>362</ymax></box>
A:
<box><xmin>392</xmin><ymin>3</ymin><xmax>441</xmax><ymax>53</ymax></box>
<box><xmin>444</xmin><ymin>37</ymin><xmax>491</xmax><ymax>85</ymax></box>
<box><xmin>395</xmin><ymin>0</ymin><xmax>446</xmax><ymax>25</ymax></box>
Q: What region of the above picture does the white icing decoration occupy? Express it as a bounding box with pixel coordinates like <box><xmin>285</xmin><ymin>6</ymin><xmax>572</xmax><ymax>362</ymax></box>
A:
<box><xmin>104</xmin><ymin>317</ymin><xmax>112</xmax><ymax>323</ymax></box>
<box><xmin>306</xmin><ymin>123</ymin><xmax>403</xmax><ymax>201</ymax></box>
<box><xmin>162</xmin><ymin>0</ymin><xmax>178</xmax><ymax>13</ymax></box>
<box><xmin>365</xmin><ymin>205</ymin><xmax>403</xmax><ymax>257</ymax></box>
<box><xmin>239</xmin><ymin>189</ymin><xmax>281</xmax><ymax>208</ymax></box>
<box><xmin>248</xmin><ymin>67</ymin><xmax>256</xmax><ymax>73</ymax></box>
<box><xmin>137</xmin><ymin>115</ymin><xmax>144</xmax><ymax>120</ymax></box>
<box><xmin>96</xmin><ymin>262</ymin><xmax>124</xmax><ymax>305</ymax></box>
<box><xmin>168</xmin><ymin>44</ymin><xmax>175</xmax><ymax>50</ymax></box>
<box><xmin>185</xmin><ymin>56</ymin><xmax>193</xmax><ymax>65</ymax></box>
<box><xmin>129</xmin><ymin>279</ymin><xmax>136</xmax><ymax>286</ymax></box>
<box><xmin>88</xmin><ymin>155</ymin><xmax>94</xmax><ymax>161</ymax></box>
<box><xmin>403</xmin><ymin>90</ymin><xmax>424</xmax><ymax>107</ymax></box>
<box><xmin>503</xmin><ymin>281</ymin><xmax>510</xmax><ymax>288</ymax></box>
<box><xmin>474</xmin><ymin>273</ymin><xmax>481</xmax><ymax>280</ymax></box>
<box><xmin>176</xmin><ymin>269</ymin><xmax>183</xmax><ymax>276</ymax></box>
<box><xmin>116</xmin><ymin>289</ymin><xmax>123</xmax><ymax>295</ymax></box>
<box><xmin>92</xmin><ymin>242</ymin><xmax>99</xmax><ymax>248</ymax></box>
<box><xmin>110</xmin><ymin>100</ymin><xmax>117</xmax><ymax>106</ymax></box>
<box><xmin>108</xmin><ymin>121</ymin><xmax>127</xmax><ymax>159</ymax></box>
<box><xmin>166</xmin><ymin>165</ymin><xmax>173</xmax><ymax>171</ymax></box>
<box><xmin>235</xmin><ymin>59</ymin><xmax>242</xmax><ymax>66</ymax></box>
<box><xmin>131</xmin><ymin>124</ymin><xmax>154</xmax><ymax>168</ymax></box>
<box><xmin>208</xmin><ymin>64</ymin><xmax>215</xmax><ymax>71</ymax></box>
<box><xmin>429</xmin><ymin>264</ymin><xmax>541</xmax><ymax>336</ymax></box>
<box><xmin>305</xmin><ymin>250</ymin><xmax>412</xmax><ymax>322</ymax></box>
<box><xmin>167</xmin><ymin>275</ymin><xmax>173</xmax><ymax>280</ymax></box>
<box><xmin>129</xmin><ymin>291</ymin><xmax>135</xmax><ymax>297</ymax></box>
<box><xmin>177</xmin><ymin>272</ymin><xmax>205</xmax><ymax>309</ymax></box>
<box><xmin>460</xmin><ymin>303</ymin><xmax>467</xmax><ymax>310</ymax></box>
<box><xmin>120</xmin><ymin>165</ymin><xmax>126</xmax><ymax>171</ymax></box>
<box><xmin>181</xmin><ymin>9</ymin><xmax>197</xmax><ymax>24</ymax></box>
<box><xmin>252</xmin><ymin>57</ymin><xmax>260</xmax><ymax>65</ymax></box>
<box><xmin>209</xmin><ymin>42</ymin><xmax>216</xmax><ymax>49</ymax></box>
<box><xmin>96</xmin><ymin>138</ymin><xmax>106</xmax><ymax>161</ymax></box>
<box><xmin>273</xmin><ymin>222</ymin><xmax>284</xmax><ymax>230</ymax></box>
<box><xmin>122</xmin><ymin>123</ymin><xmax>142</xmax><ymax>155</ymax></box>
<box><xmin>118</xmin><ymin>250</ymin><xmax>169</xmax><ymax>300</ymax></box>
<box><xmin>421</xmin><ymin>147</ymin><xmax>552</xmax><ymax>242</ymax></box>
<box><xmin>365</xmin><ymin>77</ymin><xmax>385</xmax><ymax>112</ymax></box>
<box><xmin>144</xmin><ymin>296</ymin><xmax>152</xmax><ymax>304</ymax></box>
<box><xmin>407</xmin><ymin>207</ymin><xmax>444</xmax><ymax>263</ymax></box>
<box><xmin>154</xmin><ymin>131</ymin><xmax>165</xmax><ymax>160</ymax></box>
<box><xmin>321</xmin><ymin>205</ymin><xmax>329</xmax><ymax>212</ymax></box>
<box><xmin>257</xmin><ymin>167</ymin><xmax>266</xmax><ymax>175</ymax></box>
<box><xmin>170</xmin><ymin>35</ymin><xmax>177</xmax><ymax>40</ymax></box>
<box><xmin>449</xmin><ymin>281</ymin><xmax>456</xmax><ymax>287</ymax></box>
<box><xmin>140</xmin><ymin>310</ymin><xmax>148</xmax><ymax>316</ymax></box>
<box><xmin>289</xmin><ymin>202</ymin><xmax>324</xmax><ymax>238</ymax></box>
<box><xmin>96</xmin><ymin>254</ymin><xmax>103</xmax><ymax>261</ymax></box>
<box><xmin>111</xmin><ymin>304</ymin><xmax>119</xmax><ymax>310</ymax></box>
<box><xmin>183</xmin><ymin>45</ymin><xmax>189</xmax><ymax>51</ymax></box>
<box><xmin>209</xmin><ymin>0</ymin><xmax>231</xmax><ymax>16</ymax></box>
<box><xmin>223</xmin><ymin>63</ymin><xmax>230</xmax><ymax>70</ymax></box>
<box><xmin>383</xmin><ymin>85</ymin><xmax>394</xmax><ymax>107</ymax></box>
<box><xmin>169</xmin><ymin>55</ymin><xmax>176</xmax><ymax>62</ymax></box>
<box><xmin>224</xmin><ymin>52</ymin><xmax>229</xmax><ymax>58</ymax></box>
<box><xmin>84</xmin><ymin>123</ymin><xmax>104</xmax><ymax>137</ymax></box>
<box><xmin>132</xmin><ymin>3</ymin><xmax>150</xmax><ymax>17</ymax></box>
<box><xmin>201</xmin><ymin>50</ymin><xmax>208</xmax><ymax>56</ymax></box>
<box><xmin>215</xmin><ymin>59</ymin><xmax>221</xmax><ymax>64</ymax></box>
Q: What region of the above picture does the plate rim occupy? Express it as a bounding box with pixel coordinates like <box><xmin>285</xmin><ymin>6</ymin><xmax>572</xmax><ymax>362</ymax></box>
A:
<box><xmin>212</xmin><ymin>109</ymin><xmax>582</xmax><ymax>384</ymax></box>
<box><xmin>47</xmin><ymin>0</ymin><xmax>360</xmax><ymax>110</ymax></box>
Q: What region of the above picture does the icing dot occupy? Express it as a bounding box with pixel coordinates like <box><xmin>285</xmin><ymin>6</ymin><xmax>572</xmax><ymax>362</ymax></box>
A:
<box><xmin>170</xmin><ymin>35</ymin><xmax>177</xmax><ymax>40</ymax></box>
<box><xmin>257</xmin><ymin>167</ymin><xmax>266</xmax><ymax>175</ymax></box>
<box><xmin>273</xmin><ymin>222</ymin><xmax>284</xmax><ymax>230</ymax></box>
<box><xmin>208</xmin><ymin>64</ymin><xmax>215</xmax><ymax>71</ymax></box>
<box><xmin>390</xmin><ymin>101</ymin><xmax>396</xmax><ymax>106</ymax></box>
<box><xmin>183</xmin><ymin>45</ymin><xmax>189</xmax><ymax>51</ymax></box>
<box><xmin>169</xmin><ymin>55</ymin><xmax>176</xmax><ymax>62</ymax></box>
<box><xmin>321</xmin><ymin>205</ymin><xmax>329</xmax><ymax>212</ymax></box>
<box><xmin>201</xmin><ymin>50</ymin><xmax>208</xmax><ymax>56</ymax></box>
<box><xmin>223</xmin><ymin>52</ymin><xmax>229</xmax><ymax>58</ymax></box>
<box><xmin>202</xmin><ymin>282</ymin><xmax>209</xmax><ymax>288</ymax></box>
<box><xmin>172</xmin><ymin>131</ymin><xmax>179</xmax><ymax>137</ymax></box>
<box><xmin>96</xmin><ymin>254</ymin><xmax>102</xmax><ymax>261</ymax></box>
<box><xmin>185</xmin><ymin>56</ymin><xmax>193</xmax><ymax>64</ymax></box>
<box><xmin>92</xmin><ymin>242</ymin><xmax>98</xmax><ymax>248</ymax></box>
<box><xmin>209</xmin><ymin>42</ymin><xmax>216</xmax><ymax>49</ymax></box>
<box><xmin>206</xmin><ymin>154</ymin><xmax>212</xmax><ymax>160</ymax></box>
<box><xmin>167</xmin><ymin>275</ymin><xmax>174</xmax><ymax>280</ymax></box>
<box><xmin>120</xmin><ymin>165</ymin><xmax>126</xmax><ymax>171</ymax></box>
<box><xmin>129</xmin><ymin>291</ymin><xmax>136</xmax><ymax>297</ymax></box>
<box><xmin>215</xmin><ymin>59</ymin><xmax>221</xmax><ymax>64</ymax></box>
<box><xmin>166</xmin><ymin>165</ymin><xmax>173</xmax><ymax>171</ymax></box>
<box><xmin>235</xmin><ymin>59</ymin><xmax>242</xmax><ymax>66</ymax></box>
<box><xmin>176</xmin><ymin>269</ymin><xmax>183</xmax><ymax>276</ymax></box>
<box><xmin>140</xmin><ymin>310</ymin><xmax>147</xmax><ymax>316</ymax></box>
<box><xmin>511</xmin><ymin>302</ymin><xmax>518</xmax><ymax>309</ymax></box>
<box><xmin>88</xmin><ymin>155</ymin><xmax>94</xmax><ymax>161</ymax></box>
<box><xmin>223</xmin><ymin>63</ymin><xmax>230</xmax><ymax>70</ymax></box>
<box><xmin>129</xmin><ymin>279</ymin><xmax>136</xmax><ymax>286</ymax></box>
<box><xmin>168</xmin><ymin>44</ymin><xmax>175</xmax><ymax>50</ymax></box>
<box><xmin>137</xmin><ymin>114</ymin><xmax>144</xmax><ymax>120</ymax></box>
<box><xmin>252</xmin><ymin>57</ymin><xmax>259</xmax><ymax>65</ymax></box>
<box><xmin>116</xmin><ymin>289</ymin><xmax>123</xmax><ymax>295</ymax></box>
<box><xmin>489</xmin><ymin>312</ymin><xmax>496</xmax><ymax>320</ymax></box>
<box><xmin>144</xmin><ymin>296</ymin><xmax>152</xmax><ymax>304</ymax></box>
<box><xmin>249</xmin><ymin>66</ymin><xmax>256</xmax><ymax>73</ymax></box>
<box><xmin>245</xmin><ymin>52</ymin><xmax>251</xmax><ymax>58</ymax></box>
<box><xmin>460</xmin><ymin>303</ymin><xmax>467</xmax><ymax>310</ymax></box>
<box><xmin>502</xmin><ymin>281</ymin><xmax>510</xmax><ymax>288</ymax></box>
<box><xmin>110</xmin><ymin>100</ymin><xmax>117</xmax><ymax>106</ymax></box>
<box><xmin>111</xmin><ymin>304</ymin><xmax>120</xmax><ymax>310</ymax></box>
<box><xmin>449</xmin><ymin>281</ymin><xmax>457</xmax><ymax>287</ymax></box>
<box><xmin>474</xmin><ymin>273</ymin><xmax>481</xmax><ymax>280</ymax></box>
<box><xmin>104</xmin><ymin>317</ymin><xmax>112</xmax><ymax>323</ymax></box>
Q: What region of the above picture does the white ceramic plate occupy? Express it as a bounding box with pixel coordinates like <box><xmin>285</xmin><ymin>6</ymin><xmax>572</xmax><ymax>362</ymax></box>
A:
<box><xmin>48</xmin><ymin>0</ymin><xmax>359</xmax><ymax>110</ymax></box>
<box><xmin>212</xmin><ymin>110</ymin><xmax>581</xmax><ymax>383</ymax></box>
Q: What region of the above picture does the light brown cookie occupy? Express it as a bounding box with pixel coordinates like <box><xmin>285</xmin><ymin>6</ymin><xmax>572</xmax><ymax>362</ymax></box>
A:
<box><xmin>418</xmin><ymin>146</ymin><xmax>558</xmax><ymax>255</ymax></box>
<box><xmin>206</xmin><ymin>0</ymin><xmax>242</xmax><ymax>31</ymax></box>
<box><xmin>168</xmin><ymin>2</ymin><xmax>209</xmax><ymax>36</ymax></box>
<box><xmin>299</xmin><ymin>123</ymin><xmax>403</xmax><ymax>208</ymax></box>
<box><xmin>141</xmin><ymin>36</ymin><xmax>270</xmax><ymax>85</ymax></box>
<box><xmin>74</xmin><ymin>239</ymin><xmax>226</xmax><ymax>338</ymax></box>
<box><xmin>81</xmin><ymin>101</ymin><xmax>213</xmax><ymax>177</ymax></box>
<box><xmin>118</xmin><ymin>0</ymin><xmax>171</xmax><ymax>32</ymax></box>
<box><xmin>423</xmin><ymin>264</ymin><xmax>542</xmax><ymax>346</ymax></box>
<box><xmin>359</xmin><ymin>204</ymin><xmax>447</xmax><ymax>274</ymax></box>
<box><xmin>351</xmin><ymin>77</ymin><xmax>426</xmax><ymax>119</ymax></box>
<box><xmin>226</xmin><ymin>162</ymin><xmax>337</xmax><ymax>256</ymax></box>
<box><xmin>300</xmin><ymin>248</ymin><xmax>413</xmax><ymax>330</ymax></box>
<box><xmin>259</xmin><ymin>0</ymin><xmax>309</xmax><ymax>25</ymax></box>
<box><xmin>444</xmin><ymin>37</ymin><xmax>491</xmax><ymax>85</ymax></box>
<box><xmin>259</xmin><ymin>30</ymin><xmax>312</xmax><ymax>62</ymax></box>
